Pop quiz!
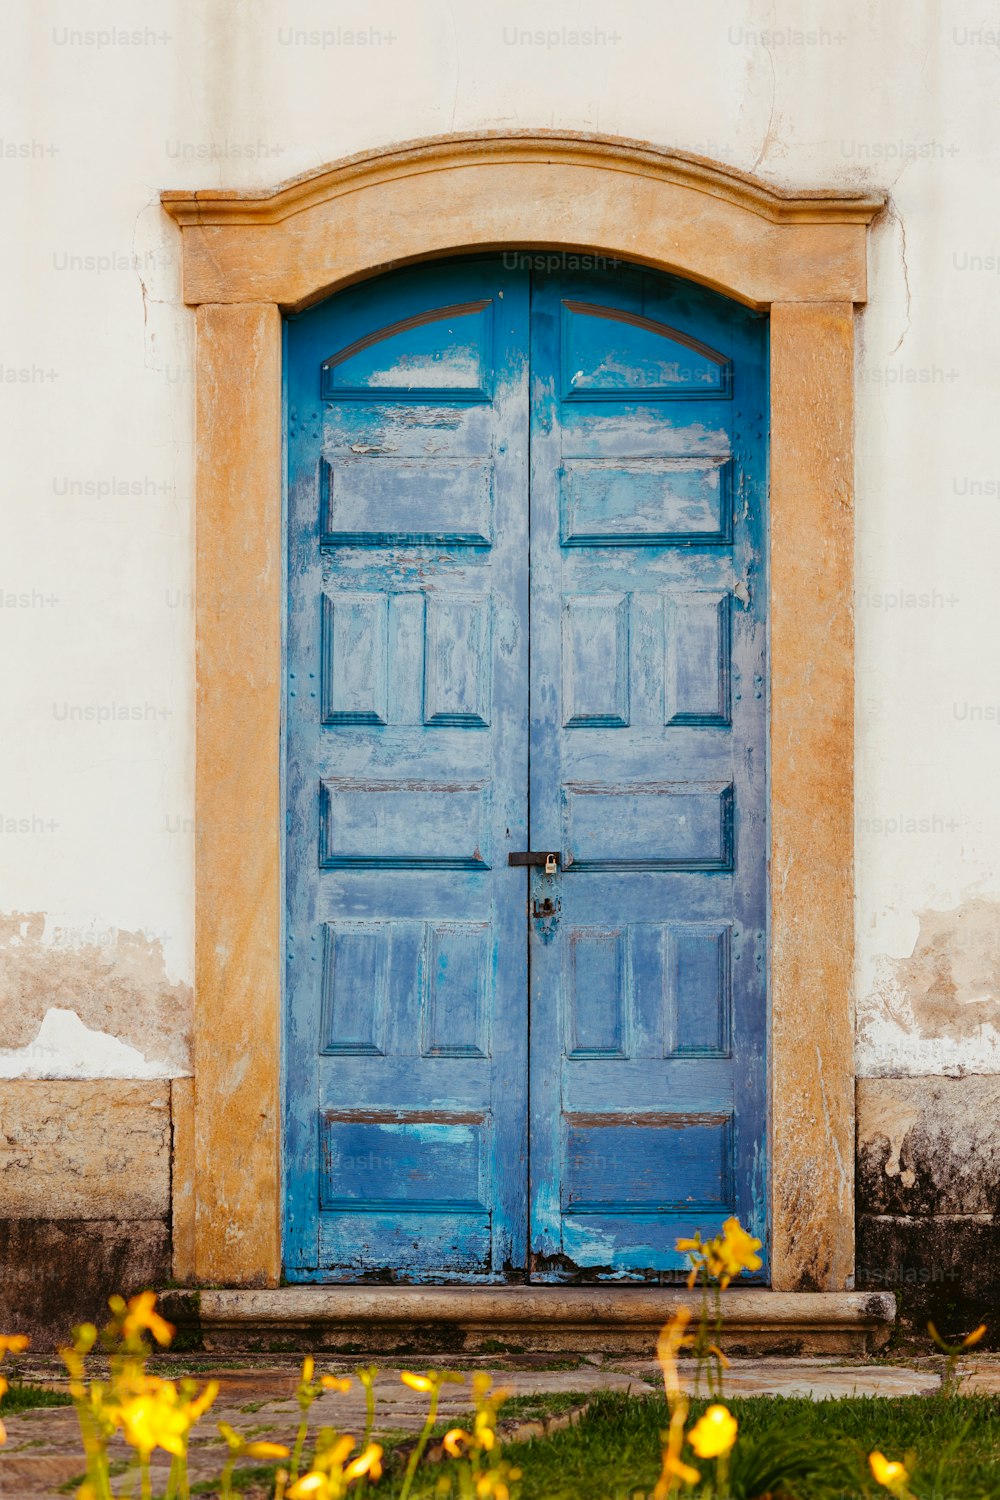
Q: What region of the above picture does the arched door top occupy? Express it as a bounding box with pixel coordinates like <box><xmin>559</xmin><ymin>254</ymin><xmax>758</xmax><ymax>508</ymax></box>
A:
<box><xmin>162</xmin><ymin>130</ymin><xmax>884</xmax><ymax>312</ymax></box>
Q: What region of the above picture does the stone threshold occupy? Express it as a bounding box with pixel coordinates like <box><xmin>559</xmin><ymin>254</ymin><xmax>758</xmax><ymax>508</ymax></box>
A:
<box><xmin>160</xmin><ymin>1286</ymin><xmax>897</xmax><ymax>1358</ymax></box>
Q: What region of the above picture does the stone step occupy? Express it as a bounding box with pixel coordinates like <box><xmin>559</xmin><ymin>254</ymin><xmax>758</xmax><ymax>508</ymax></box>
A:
<box><xmin>159</xmin><ymin>1286</ymin><xmax>897</xmax><ymax>1358</ymax></box>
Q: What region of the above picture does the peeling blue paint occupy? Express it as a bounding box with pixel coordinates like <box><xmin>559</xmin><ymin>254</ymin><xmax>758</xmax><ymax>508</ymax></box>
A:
<box><xmin>284</xmin><ymin>258</ymin><xmax>768</xmax><ymax>1283</ymax></box>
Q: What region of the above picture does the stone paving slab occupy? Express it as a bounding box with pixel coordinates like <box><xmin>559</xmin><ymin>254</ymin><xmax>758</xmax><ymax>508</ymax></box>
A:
<box><xmin>950</xmin><ymin>1364</ymin><xmax>1000</xmax><ymax>1394</ymax></box>
<box><xmin>610</xmin><ymin>1358</ymin><xmax>943</xmax><ymax>1398</ymax></box>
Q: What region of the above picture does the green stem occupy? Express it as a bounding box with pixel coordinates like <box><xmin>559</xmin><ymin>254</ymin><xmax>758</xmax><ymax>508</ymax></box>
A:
<box><xmin>695</xmin><ymin>1269</ymin><xmax>710</xmax><ymax>1398</ymax></box>
<box><xmin>220</xmin><ymin>1456</ymin><xmax>235</xmax><ymax>1500</ymax></box>
<box><xmin>399</xmin><ymin>1386</ymin><xmax>441</xmax><ymax>1500</ymax></box>
<box><xmin>712</xmin><ymin>1281</ymin><xmax>724</xmax><ymax>1399</ymax></box>
<box><xmin>354</xmin><ymin>1378</ymin><xmax>377</xmax><ymax>1500</ymax></box>
<box><xmin>75</xmin><ymin>1403</ymin><xmax>112</xmax><ymax>1500</ymax></box>
<box><xmin>140</xmin><ymin>1452</ymin><xmax>152</xmax><ymax>1500</ymax></box>
<box><xmin>290</xmin><ymin>1418</ymin><xmax>309</xmax><ymax>1484</ymax></box>
<box><xmin>363</xmin><ymin>1379</ymin><xmax>376</xmax><ymax>1449</ymax></box>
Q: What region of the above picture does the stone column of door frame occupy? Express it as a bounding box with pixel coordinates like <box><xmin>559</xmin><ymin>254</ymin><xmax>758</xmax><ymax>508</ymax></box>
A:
<box><xmin>192</xmin><ymin>302</ymin><xmax>283</xmax><ymax>1284</ymax></box>
<box><xmin>769</xmin><ymin>301</ymin><xmax>856</xmax><ymax>1292</ymax></box>
<box><xmin>162</xmin><ymin>132</ymin><xmax>883</xmax><ymax>1290</ymax></box>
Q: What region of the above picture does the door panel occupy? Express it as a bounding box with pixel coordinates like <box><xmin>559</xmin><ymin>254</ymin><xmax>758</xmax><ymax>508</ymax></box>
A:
<box><xmin>527</xmin><ymin>269</ymin><xmax>768</xmax><ymax>1279</ymax></box>
<box><xmin>284</xmin><ymin>257</ymin><xmax>768</xmax><ymax>1284</ymax></box>
<box><xmin>284</xmin><ymin>262</ymin><xmax>530</xmax><ymax>1279</ymax></box>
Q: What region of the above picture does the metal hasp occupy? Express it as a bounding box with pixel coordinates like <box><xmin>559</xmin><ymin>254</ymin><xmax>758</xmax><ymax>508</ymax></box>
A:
<box><xmin>509</xmin><ymin>851</ymin><xmax>561</xmax><ymax>874</ymax></box>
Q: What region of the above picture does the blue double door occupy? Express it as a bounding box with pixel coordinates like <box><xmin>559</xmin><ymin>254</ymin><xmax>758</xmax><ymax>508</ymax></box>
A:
<box><xmin>284</xmin><ymin>257</ymin><xmax>768</xmax><ymax>1283</ymax></box>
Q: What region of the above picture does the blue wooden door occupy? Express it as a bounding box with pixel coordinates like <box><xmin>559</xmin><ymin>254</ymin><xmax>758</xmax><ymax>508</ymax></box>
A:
<box><xmin>284</xmin><ymin>261</ymin><xmax>531</xmax><ymax>1279</ymax></box>
<box><xmin>284</xmin><ymin>258</ymin><xmax>768</xmax><ymax>1282</ymax></box>
<box><xmin>526</xmin><ymin>270</ymin><xmax>768</xmax><ymax>1279</ymax></box>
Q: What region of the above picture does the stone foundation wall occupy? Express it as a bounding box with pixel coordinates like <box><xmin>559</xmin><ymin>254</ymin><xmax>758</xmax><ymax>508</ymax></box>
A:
<box><xmin>0</xmin><ymin>1080</ymin><xmax>178</xmax><ymax>1346</ymax></box>
<box><xmin>856</xmin><ymin>1076</ymin><xmax>1000</xmax><ymax>1335</ymax></box>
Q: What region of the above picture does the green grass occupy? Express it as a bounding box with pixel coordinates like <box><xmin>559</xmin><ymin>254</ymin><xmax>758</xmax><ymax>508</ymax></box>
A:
<box><xmin>0</xmin><ymin>1381</ymin><xmax>72</xmax><ymax>1414</ymax></box>
<box><xmin>499</xmin><ymin>1393</ymin><xmax>590</xmax><ymax>1422</ymax></box>
<box><xmin>463</xmin><ymin>1390</ymin><xmax>1000</xmax><ymax>1500</ymax></box>
<box><xmin>57</xmin><ymin>1458</ymin><xmax>129</xmax><ymax>1494</ymax></box>
<box><xmin>190</xmin><ymin>1463</ymin><xmax>284</xmax><ymax>1495</ymax></box>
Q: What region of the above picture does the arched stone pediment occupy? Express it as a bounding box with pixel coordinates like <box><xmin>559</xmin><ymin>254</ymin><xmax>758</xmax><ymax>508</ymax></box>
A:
<box><xmin>162</xmin><ymin>130</ymin><xmax>883</xmax><ymax>311</ymax></box>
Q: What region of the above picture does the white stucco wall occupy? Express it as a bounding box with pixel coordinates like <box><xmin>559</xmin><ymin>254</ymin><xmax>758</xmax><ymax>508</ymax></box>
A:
<box><xmin>3</xmin><ymin>0</ymin><xmax>999</xmax><ymax>1079</ymax></box>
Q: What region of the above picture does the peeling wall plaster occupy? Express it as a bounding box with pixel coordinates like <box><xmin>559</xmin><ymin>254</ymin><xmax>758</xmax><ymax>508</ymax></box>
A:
<box><xmin>0</xmin><ymin>1008</ymin><xmax>175</xmax><ymax>1080</ymax></box>
<box><xmin>857</xmin><ymin>1075</ymin><xmax>1000</xmax><ymax>1216</ymax></box>
<box><xmin>858</xmin><ymin>900</ymin><xmax>1000</xmax><ymax>1077</ymax></box>
<box><xmin>0</xmin><ymin>914</ymin><xmax>191</xmax><ymax>1077</ymax></box>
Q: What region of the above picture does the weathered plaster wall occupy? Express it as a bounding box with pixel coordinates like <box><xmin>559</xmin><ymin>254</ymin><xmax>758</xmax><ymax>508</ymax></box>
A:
<box><xmin>3</xmin><ymin>0</ymin><xmax>1000</xmax><ymax>1319</ymax></box>
<box><xmin>0</xmin><ymin>1082</ymin><xmax>174</xmax><ymax>1343</ymax></box>
<box><xmin>0</xmin><ymin>913</ymin><xmax>191</xmax><ymax>1077</ymax></box>
<box><xmin>857</xmin><ymin>1076</ymin><xmax>1000</xmax><ymax>1329</ymax></box>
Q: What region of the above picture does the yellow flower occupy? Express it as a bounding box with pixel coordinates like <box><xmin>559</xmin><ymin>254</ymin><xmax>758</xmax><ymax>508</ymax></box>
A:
<box><xmin>320</xmin><ymin>1374</ymin><xmax>352</xmax><ymax>1393</ymax></box>
<box><xmin>718</xmin><ymin>1218</ymin><xmax>763</xmax><ymax>1278</ymax></box>
<box><xmin>400</xmin><ymin>1370</ymin><xmax>434</xmax><ymax>1391</ymax></box>
<box><xmin>474</xmin><ymin>1476</ymin><xmax>513</xmax><ymax>1499</ymax></box>
<box><xmin>185</xmin><ymin>1379</ymin><xmax>220</xmax><ymax>1421</ymax></box>
<box><xmin>676</xmin><ymin>1219</ymin><xmax>762</xmax><ymax>1289</ymax></box>
<box><xmin>674</xmin><ymin>1234</ymin><xmax>703</xmax><ymax>1254</ymax></box>
<box><xmin>344</xmin><ymin>1443</ymin><xmax>383</xmax><ymax>1481</ymax></box>
<box><xmin>869</xmin><ymin>1451</ymin><xmax>912</xmax><ymax>1495</ymax></box>
<box><xmin>473</xmin><ymin>1414</ymin><xmax>497</xmax><ymax>1450</ymax></box>
<box><xmin>287</xmin><ymin>1474</ymin><xmax>329</xmax><ymax>1500</ymax></box>
<box><xmin>121</xmin><ymin>1291</ymin><xmax>175</xmax><ymax>1348</ymax></box>
<box><xmin>443</xmin><ymin>1427</ymin><xmax>472</xmax><ymax>1456</ymax></box>
<box><xmin>119</xmin><ymin>1390</ymin><xmax>189</xmax><ymax>1457</ymax></box>
<box><xmin>0</xmin><ymin>1336</ymin><xmax>29</xmax><ymax>1358</ymax></box>
<box><xmin>663</xmin><ymin>1452</ymin><xmax>701</xmax><ymax>1488</ymax></box>
<box><xmin>218</xmin><ymin>1421</ymin><xmax>288</xmax><ymax>1460</ymax></box>
<box><xmin>300</xmin><ymin>1356</ymin><xmax>316</xmax><ymax>1384</ymax></box>
<box><xmin>116</xmin><ymin>1374</ymin><xmax>214</xmax><ymax>1459</ymax></box>
<box><xmin>656</xmin><ymin>1308</ymin><xmax>693</xmax><ymax>1398</ymax></box>
<box><xmin>311</xmin><ymin>1434</ymin><xmax>355</xmax><ymax>1473</ymax></box>
<box><xmin>688</xmin><ymin>1404</ymin><xmax>738</xmax><ymax>1459</ymax></box>
<box><xmin>246</xmin><ymin>1440</ymin><xmax>291</xmax><ymax>1459</ymax></box>
<box><xmin>75</xmin><ymin>1325</ymin><xmax>98</xmax><ymax>1355</ymax></box>
<box><xmin>962</xmin><ymin>1323</ymin><xmax>987</xmax><ymax>1349</ymax></box>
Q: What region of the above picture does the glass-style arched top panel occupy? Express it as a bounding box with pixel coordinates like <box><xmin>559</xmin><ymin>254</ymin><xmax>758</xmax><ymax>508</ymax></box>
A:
<box><xmin>321</xmin><ymin>300</ymin><xmax>492</xmax><ymax>399</ymax></box>
<box><xmin>563</xmin><ymin>300</ymin><xmax>731</xmax><ymax>399</ymax></box>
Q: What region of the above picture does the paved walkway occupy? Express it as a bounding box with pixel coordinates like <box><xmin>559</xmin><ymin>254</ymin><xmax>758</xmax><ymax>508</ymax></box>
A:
<box><xmin>2</xmin><ymin>1358</ymin><xmax>998</xmax><ymax>1498</ymax></box>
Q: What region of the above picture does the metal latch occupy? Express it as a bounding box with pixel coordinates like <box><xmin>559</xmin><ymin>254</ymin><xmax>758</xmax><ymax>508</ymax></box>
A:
<box><xmin>508</xmin><ymin>851</ymin><xmax>561</xmax><ymax>873</ymax></box>
<box><xmin>532</xmin><ymin>897</ymin><xmax>559</xmax><ymax>918</ymax></box>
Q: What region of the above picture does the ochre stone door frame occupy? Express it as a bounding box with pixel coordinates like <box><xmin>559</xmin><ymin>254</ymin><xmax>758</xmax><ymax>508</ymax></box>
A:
<box><xmin>162</xmin><ymin>131</ymin><xmax>883</xmax><ymax>1292</ymax></box>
